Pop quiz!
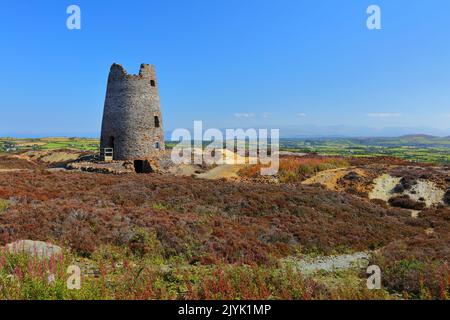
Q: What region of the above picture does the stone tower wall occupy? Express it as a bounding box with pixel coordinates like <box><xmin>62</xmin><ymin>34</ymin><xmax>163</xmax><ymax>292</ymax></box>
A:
<box><xmin>100</xmin><ymin>63</ymin><xmax>165</xmax><ymax>160</ymax></box>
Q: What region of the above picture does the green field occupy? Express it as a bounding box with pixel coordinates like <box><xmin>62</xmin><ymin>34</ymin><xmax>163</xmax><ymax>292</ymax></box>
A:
<box><xmin>1</xmin><ymin>135</ymin><xmax>449</xmax><ymax>164</ymax></box>
<box><xmin>0</xmin><ymin>137</ymin><xmax>99</xmax><ymax>153</ymax></box>
<box><xmin>280</xmin><ymin>136</ymin><xmax>450</xmax><ymax>164</ymax></box>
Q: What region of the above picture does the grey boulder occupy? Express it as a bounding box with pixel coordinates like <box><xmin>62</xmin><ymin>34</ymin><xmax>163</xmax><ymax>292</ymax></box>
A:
<box><xmin>4</xmin><ymin>240</ymin><xmax>62</xmax><ymax>259</ymax></box>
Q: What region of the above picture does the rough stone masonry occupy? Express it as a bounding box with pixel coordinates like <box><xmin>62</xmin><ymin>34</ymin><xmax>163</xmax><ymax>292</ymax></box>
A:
<box><xmin>100</xmin><ymin>63</ymin><xmax>165</xmax><ymax>162</ymax></box>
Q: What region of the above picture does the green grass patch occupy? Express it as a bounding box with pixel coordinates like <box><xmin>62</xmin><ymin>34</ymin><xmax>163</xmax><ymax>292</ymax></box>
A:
<box><xmin>0</xmin><ymin>199</ymin><xmax>9</xmax><ymax>213</ymax></box>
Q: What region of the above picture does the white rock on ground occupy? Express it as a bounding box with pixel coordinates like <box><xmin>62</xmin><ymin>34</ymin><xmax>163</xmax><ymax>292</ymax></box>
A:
<box><xmin>407</xmin><ymin>180</ymin><xmax>445</xmax><ymax>207</ymax></box>
<box><xmin>369</xmin><ymin>174</ymin><xmax>445</xmax><ymax>207</ymax></box>
<box><xmin>282</xmin><ymin>252</ymin><xmax>371</xmax><ymax>275</ymax></box>
<box><xmin>369</xmin><ymin>174</ymin><xmax>401</xmax><ymax>202</ymax></box>
<box><xmin>4</xmin><ymin>240</ymin><xmax>62</xmax><ymax>259</ymax></box>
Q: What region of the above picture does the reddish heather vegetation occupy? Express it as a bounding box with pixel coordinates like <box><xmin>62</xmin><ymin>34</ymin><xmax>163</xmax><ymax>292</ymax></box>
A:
<box><xmin>0</xmin><ymin>171</ymin><xmax>413</xmax><ymax>262</ymax></box>
<box><xmin>371</xmin><ymin>208</ymin><xmax>450</xmax><ymax>298</ymax></box>
<box><xmin>0</xmin><ymin>155</ymin><xmax>38</xmax><ymax>170</ymax></box>
<box><xmin>0</xmin><ymin>169</ymin><xmax>449</xmax><ymax>299</ymax></box>
<box><xmin>348</xmin><ymin>156</ymin><xmax>417</xmax><ymax>166</ymax></box>
<box><xmin>239</xmin><ymin>156</ymin><xmax>349</xmax><ymax>183</ymax></box>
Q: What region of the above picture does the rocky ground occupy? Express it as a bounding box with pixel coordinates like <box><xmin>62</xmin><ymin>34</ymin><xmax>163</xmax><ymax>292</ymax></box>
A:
<box><xmin>302</xmin><ymin>163</ymin><xmax>449</xmax><ymax>213</ymax></box>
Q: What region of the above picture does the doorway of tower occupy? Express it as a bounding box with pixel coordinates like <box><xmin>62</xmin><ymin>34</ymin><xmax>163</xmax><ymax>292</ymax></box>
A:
<box><xmin>108</xmin><ymin>136</ymin><xmax>115</xmax><ymax>149</ymax></box>
<box><xmin>134</xmin><ymin>160</ymin><xmax>153</xmax><ymax>173</ymax></box>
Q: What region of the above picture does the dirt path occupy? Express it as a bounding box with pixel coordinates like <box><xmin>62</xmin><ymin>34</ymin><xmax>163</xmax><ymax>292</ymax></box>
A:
<box><xmin>0</xmin><ymin>169</ymin><xmax>28</xmax><ymax>173</ymax></box>
<box><xmin>167</xmin><ymin>164</ymin><xmax>199</xmax><ymax>176</ymax></box>
<box><xmin>20</xmin><ymin>150</ymin><xmax>81</xmax><ymax>163</ymax></box>
<box><xmin>196</xmin><ymin>164</ymin><xmax>243</xmax><ymax>180</ymax></box>
<box><xmin>302</xmin><ymin>167</ymin><xmax>364</xmax><ymax>191</ymax></box>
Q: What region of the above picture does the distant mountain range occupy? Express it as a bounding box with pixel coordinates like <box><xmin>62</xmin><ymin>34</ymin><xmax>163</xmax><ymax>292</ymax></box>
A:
<box><xmin>272</xmin><ymin>125</ymin><xmax>450</xmax><ymax>139</ymax></box>
<box><xmin>164</xmin><ymin>125</ymin><xmax>450</xmax><ymax>140</ymax></box>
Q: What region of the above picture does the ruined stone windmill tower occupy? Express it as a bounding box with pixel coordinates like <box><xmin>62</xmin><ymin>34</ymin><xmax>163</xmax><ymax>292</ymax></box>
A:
<box><xmin>100</xmin><ymin>63</ymin><xmax>164</xmax><ymax>172</ymax></box>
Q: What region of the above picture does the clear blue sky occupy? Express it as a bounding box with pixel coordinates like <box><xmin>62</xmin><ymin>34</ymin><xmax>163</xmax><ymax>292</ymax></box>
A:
<box><xmin>1</xmin><ymin>0</ymin><xmax>449</xmax><ymax>137</ymax></box>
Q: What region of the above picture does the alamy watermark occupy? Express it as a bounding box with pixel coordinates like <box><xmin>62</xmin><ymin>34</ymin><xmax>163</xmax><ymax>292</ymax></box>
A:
<box><xmin>171</xmin><ymin>121</ymin><xmax>280</xmax><ymax>176</ymax></box>
<box><xmin>66</xmin><ymin>5</ymin><xmax>381</xmax><ymax>31</ymax></box>
<box><xmin>367</xmin><ymin>265</ymin><xmax>382</xmax><ymax>290</ymax></box>
<box><xmin>367</xmin><ymin>4</ymin><xmax>382</xmax><ymax>30</ymax></box>
<box><xmin>66</xmin><ymin>5</ymin><xmax>81</xmax><ymax>30</ymax></box>
<box><xmin>67</xmin><ymin>265</ymin><xmax>82</xmax><ymax>290</ymax></box>
<box><xmin>46</xmin><ymin>265</ymin><xmax>81</xmax><ymax>290</ymax></box>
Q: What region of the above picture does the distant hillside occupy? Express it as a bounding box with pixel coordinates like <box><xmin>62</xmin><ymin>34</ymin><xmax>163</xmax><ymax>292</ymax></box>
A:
<box><xmin>280</xmin><ymin>135</ymin><xmax>450</xmax><ymax>164</ymax></box>
<box><xmin>281</xmin><ymin>135</ymin><xmax>450</xmax><ymax>147</ymax></box>
<box><xmin>352</xmin><ymin>135</ymin><xmax>450</xmax><ymax>147</ymax></box>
